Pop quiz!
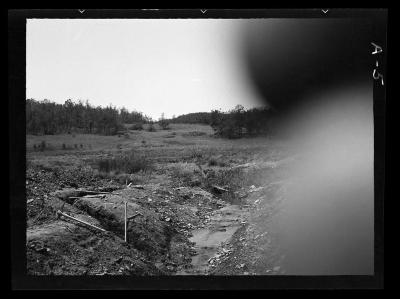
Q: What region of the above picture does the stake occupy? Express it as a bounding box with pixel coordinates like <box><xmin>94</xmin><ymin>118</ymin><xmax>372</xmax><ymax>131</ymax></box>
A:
<box><xmin>124</xmin><ymin>201</ymin><xmax>128</xmax><ymax>243</ymax></box>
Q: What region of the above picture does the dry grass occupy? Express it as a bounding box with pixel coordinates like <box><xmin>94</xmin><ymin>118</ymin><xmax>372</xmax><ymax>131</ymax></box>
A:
<box><xmin>27</xmin><ymin>123</ymin><xmax>287</xmax><ymax>190</ymax></box>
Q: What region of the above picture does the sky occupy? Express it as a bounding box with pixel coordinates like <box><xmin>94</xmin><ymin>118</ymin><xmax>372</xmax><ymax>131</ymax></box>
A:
<box><xmin>26</xmin><ymin>19</ymin><xmax>262</xmax><ymax>119</ymax></box>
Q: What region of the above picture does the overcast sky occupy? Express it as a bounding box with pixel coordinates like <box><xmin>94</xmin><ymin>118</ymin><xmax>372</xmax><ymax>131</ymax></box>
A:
<box><xmin>26</xmin><ymin>19</ymin><xmax>262</xmax><ymax>119</ymax></box>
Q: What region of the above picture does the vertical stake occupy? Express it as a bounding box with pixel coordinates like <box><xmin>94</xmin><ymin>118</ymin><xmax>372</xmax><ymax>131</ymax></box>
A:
<box><xmin>124</xmin><ymin>201</ymin><xmax>127</xmax><ymax>243</ymax></box>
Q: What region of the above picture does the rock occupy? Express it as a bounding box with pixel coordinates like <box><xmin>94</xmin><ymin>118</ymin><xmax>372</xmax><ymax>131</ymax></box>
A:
<box><xmin>114</xmin><ymin>256</ymin><xmax>123</xmax><ymax>263</ymax></box>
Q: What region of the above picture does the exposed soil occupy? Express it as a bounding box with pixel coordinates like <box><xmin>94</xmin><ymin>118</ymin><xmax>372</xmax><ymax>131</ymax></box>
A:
<box><xmin>26</xmin><ymin>165</ymin><xmax>238</xmax><ymax>275</ymax></box>
<box><xmin>26</xmin><ymin>132</ymin><xmax>291</xmax><ymax>276</ymax></box>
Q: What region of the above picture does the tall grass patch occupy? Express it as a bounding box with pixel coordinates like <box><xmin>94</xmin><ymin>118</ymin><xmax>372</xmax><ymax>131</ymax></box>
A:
<box><xmin>96</xmin><ymin>151</ymin><xmax>153</xmax><ymax>174</ymax></box>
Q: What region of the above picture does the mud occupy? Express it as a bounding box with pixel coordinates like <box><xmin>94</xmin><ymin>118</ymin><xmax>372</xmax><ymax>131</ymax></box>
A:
<box><xmin>177</xmin><ymin>204</ymin><xmax>248</xmax><ymax>275</ymax></box>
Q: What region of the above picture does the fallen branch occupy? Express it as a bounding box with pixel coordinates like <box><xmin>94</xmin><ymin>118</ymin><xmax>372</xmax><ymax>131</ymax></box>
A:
<box><xmin>68</xmin><ymin>196</ymin><xmax>102</xmax><ymax>200</ymax></box>
<box><xmin>127</xmin><ymin>212</ymin><xmax>142</xmax><ymax>221</ymax></box>
<box><xmin>80</xmin><ymin>190</ymin><xmax>110</xmax><ymax>195</ymax></box>
<box><xmin>56</xmin><ymin>210</ymin><xmax>107</xmax><ymax>232</ymax></box>
<box><xmin>83</xmin><ymin>194</ymin><xmax>106</xmax><ymax>198</ymax></box>
<box><xmin>130</xmin><ymin>185</ymin><xmax>144</xmax><ymax>189</ymax></box>
<box><xmin>212</xmin><ymin>185</ymin><xmax>229</xmax><ymax>193</ymax></box>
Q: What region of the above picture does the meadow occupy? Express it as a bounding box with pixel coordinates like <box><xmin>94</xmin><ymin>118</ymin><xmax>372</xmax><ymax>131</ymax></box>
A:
<box><xmin>27</xmin><ymin>123</ymin><xmax>287</xmax><ymax>172</ymax></box>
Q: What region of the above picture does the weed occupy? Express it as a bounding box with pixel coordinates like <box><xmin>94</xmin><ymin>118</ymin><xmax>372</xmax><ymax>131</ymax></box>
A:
<box><xmin>208</xmin><ymin>157</ymin><xmax>227</xmax><ymax>167</ymax></box>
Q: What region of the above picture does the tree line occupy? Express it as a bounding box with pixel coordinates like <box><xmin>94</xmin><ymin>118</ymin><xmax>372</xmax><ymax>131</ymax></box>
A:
<box><xmin>210</xmin><ymin>105</ymin><xmax>275</xmax><ymax>139</ymax></box>
<box><xmin>169</xmin><ymin>105</ymin><xmax>275</xmax><ymax>139</ymax></box>
<box><xmin>26</xmin><ymin>99</ymin><xmax>152</xmax><ymax>135</ymax></box>
<box><xmin>27</xmin><ymin>99</ymin><xmax>275</xmax><ymax>138</ymax></box>
<box><xmin>169</xmin><ymin>112</ymin><xmax>211</xmax><ymax>125</ymax></box>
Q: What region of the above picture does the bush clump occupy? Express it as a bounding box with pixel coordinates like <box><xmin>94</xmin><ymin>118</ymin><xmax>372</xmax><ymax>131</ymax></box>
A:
<box><xmin>96</xmin><ymin>151</ymin><xmax>153</xmax><ymax>174</ymax></box>
<box><xmin>128</xmin><ymin>123</ymin><xmax>143</xmax><ymax>131</ymax></box>
<box><xmin>40</xmin><ymin>140</ymin><xmax>46</xmax><ymax>151</ymax></box>
<box><xmin>208</xmin><ymin>157</ymin><xmax>227</xmax><ymax>167</ymax></box>
<box><xmin>147</xmin><ymin>124</ymin><xmax>156</xmax><ymax>132</ymax></box>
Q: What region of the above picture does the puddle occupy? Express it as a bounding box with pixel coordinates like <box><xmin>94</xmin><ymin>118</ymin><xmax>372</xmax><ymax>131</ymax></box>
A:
<box><xmin>177</xmin><ymin>204</ymin><xmax>245</xmax><ymax>275</ymax></box>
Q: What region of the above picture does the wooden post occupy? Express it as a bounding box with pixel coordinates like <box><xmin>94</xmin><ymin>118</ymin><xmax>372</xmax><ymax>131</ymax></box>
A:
<box><xmin>124</xmin><ymin>201</ymin><xmax>127</xmax><ymax>243</ymax></box>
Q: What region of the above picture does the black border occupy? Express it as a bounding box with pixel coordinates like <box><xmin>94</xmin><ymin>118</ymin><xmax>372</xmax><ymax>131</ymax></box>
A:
<box><xmin>9</xmin><ymin>8</ymin><xmax>386</xmax><ymax>290</ymax></box>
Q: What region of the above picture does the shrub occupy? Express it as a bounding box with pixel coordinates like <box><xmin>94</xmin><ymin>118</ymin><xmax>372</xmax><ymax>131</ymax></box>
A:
<box><xmin>189</xmin><ymin>148</ymin><xmax>203</xmax><ymax>160</ymax></box>
<box><xmin>158</xmin><ymin>113</ymin><xmax>170</xmax><ymax>130</ymax></box>
<box><xmin>74</xmin><ymin>144</ymin><xmax>78</xmax><ymax>149</ymax></box>
<box><xmin>208</xmin><ymin>157</ymin><xmax>228</xmax><ymax>167</ymax></box>
<box><xmin>129</xmin><ymin>123</ymin><xmax>143</xmax><ymax>131</ymax></box>
<box><xmin>159</xmin><ymin>119</ymin><xmax>170</xmax><ymax>130</ymax></box>
<box><xmin>40</xmin><ymin>141</ymin><xmax>46</xmax><ymax>151</ymax></box>
<box><xmin>170</xmin><ymin>164</ymin><xmax>198</xmax><ymax>186</ymax></box>
<box><xmin>147</xmin><ymin>124</ymin><xmax>156</xmax><ymax>132</ymax></box>
<box><xmin>203</xmin><ymin>168</ymin><xmax>245</xmax><ymax>196</ymax></box>
<box><xmin>183</xmin><ymin>131</ymin><xmax>207</xmax><ymax>137</ymax></box>
<box><xmin>208</xmin><ymin>157</ymin><xmax>218</xmax><ymax>166</ymax></box>
<box><xmin>96</xmin><ymin>151</ymin><xmax>153</xmax><ymax>174</ymax></box>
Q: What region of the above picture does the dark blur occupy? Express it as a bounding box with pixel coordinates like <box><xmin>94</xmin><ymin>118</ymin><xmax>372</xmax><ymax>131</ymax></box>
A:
<box><xmin>240</xmin><ymin>18</ymin><xmax>375</xmax><ymax>114</ymax></box>
<box><xmin>238</xmin><ymin>18</ymin><xmax>380</xmax><ymax>274</ymax></box>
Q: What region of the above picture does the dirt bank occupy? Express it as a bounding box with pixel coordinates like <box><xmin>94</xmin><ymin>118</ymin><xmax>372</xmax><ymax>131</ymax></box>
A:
<box><xmin>26</xmin><ymin>165</ymin><xmax>234</xmax><ymax>275</ymax></box>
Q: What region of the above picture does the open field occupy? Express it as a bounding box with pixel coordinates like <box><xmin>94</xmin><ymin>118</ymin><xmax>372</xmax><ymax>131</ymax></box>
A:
<box><xmin>26</xmin><ymin>123</ymin><xmax>291</xmax><ymax>275</ymax></box>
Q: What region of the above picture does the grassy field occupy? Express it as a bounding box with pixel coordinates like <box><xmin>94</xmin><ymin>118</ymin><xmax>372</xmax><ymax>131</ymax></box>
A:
<box><xmin>27</xmin><ymin>123</ymin><xmax>287</xmax><ymax>170</ymax></box>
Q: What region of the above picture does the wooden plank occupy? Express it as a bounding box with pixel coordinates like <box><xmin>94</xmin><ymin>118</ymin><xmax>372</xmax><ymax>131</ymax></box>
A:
<box><xmin>56</xmin><ymin>210</ymin><xmax>106</xmax><ymax>232</ymax></box>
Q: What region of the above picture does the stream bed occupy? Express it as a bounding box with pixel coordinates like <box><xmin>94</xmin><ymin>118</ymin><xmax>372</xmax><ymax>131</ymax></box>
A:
<box><xmin>177</xmin><ymin>204</ymin><xmax>247</xmax><ymax>275</ymax></box>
